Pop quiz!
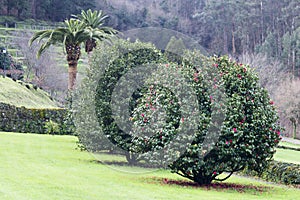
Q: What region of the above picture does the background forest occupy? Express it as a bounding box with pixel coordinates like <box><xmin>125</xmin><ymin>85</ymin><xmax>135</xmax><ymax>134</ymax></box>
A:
<box><xmin>1</xmin><ymin>0</ymin><xmax>299</xmax><ymax>75</ymax></box>
<box><xmin>0</xmin><ymin>0</ymin><xmax>299</xmax><ymax>137</ymax></box>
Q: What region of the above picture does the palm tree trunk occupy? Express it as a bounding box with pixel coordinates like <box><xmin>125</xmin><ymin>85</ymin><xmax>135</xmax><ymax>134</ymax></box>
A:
<box><xmin>66</xmin><ymin>44</ymin><xmax>81</xmax><ymax>90</ymax></box>
<box><xmin>68</xmin><ymin>62</ymin><xmax>77</xmax><ymax>90</ymax></box>
<box><xmin>85</xmin><ymin>39</ymin><xmax>96</xmax><ymax>54</ymax></box>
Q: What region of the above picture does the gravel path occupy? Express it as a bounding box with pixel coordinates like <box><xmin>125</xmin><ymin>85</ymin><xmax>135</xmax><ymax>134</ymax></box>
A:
<box><xmin>281</xmin><ymin>137</ymin><xmax>300</xmax><ymax>145</ymax></box>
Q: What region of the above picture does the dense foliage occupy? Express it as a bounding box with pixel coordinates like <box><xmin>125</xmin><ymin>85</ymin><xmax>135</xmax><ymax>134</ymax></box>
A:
<box><xmin>166</xmin><ymin>55</ymin><xmax>283</xmax><ymax>185</ymax></box>
<box><xmin>0</xmin><ymin>0</ymin><xmax>95</xmax><ymax>21</ymax></box>
<box><xmin>0</xmin><ymin>102</ymin><xmax>73</xmax><ymax>134</ymax></box>
<box><xmin>129</xmin><ymin>53</ymin><xmax>283</xmax><ymax>184</ymax></box>
<box><xmin>74</xmin><ymin>39</ymin><xmax>165</xmax><ymax>158</ymax></box>
<box><xmin>76</xmin><ymin>39</ymin><xmax>282</xmax><ymax>185</ymax></box>
<box><xmin>100</xmin><ymin>0</ymin><xmax>300</xmax><ymax>76</ymax></box>
<box><xmin>1</xmin><ymin>0</ymin><xmax>299</xmax><ymax>75</ymax></box>
<box><xmin>242</xmin><ymin>161</ymin><xmax>300</xmax><ymax>185</ymax></box>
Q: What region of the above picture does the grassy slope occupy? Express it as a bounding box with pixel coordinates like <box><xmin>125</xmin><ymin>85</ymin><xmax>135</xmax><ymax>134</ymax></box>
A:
<box><xmin>0</xmin><ymin>132</ymin><xmax>299</xmax><ymax>200</ymax></box>
<box><xmin>0</xmin><ymin>76</ymin><xmax>59</xmax><ymax>108</ymax></box>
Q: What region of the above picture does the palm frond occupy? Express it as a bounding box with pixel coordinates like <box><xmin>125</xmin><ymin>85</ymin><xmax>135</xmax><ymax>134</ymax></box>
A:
<box><xmin>29</xmin><ymin>18</ymin><xmax>87</xmax><ymax>58</ymax></box>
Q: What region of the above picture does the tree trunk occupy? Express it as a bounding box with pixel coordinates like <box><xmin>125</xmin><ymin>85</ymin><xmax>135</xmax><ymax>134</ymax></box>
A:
<box><xmin>31</xmin><ymin>0</ymin><xmax>36</xmax><ymax>19</ymax></box>
<box><xmin>232</xmin><ymin>28</ymin><xmax>236</xmax><ymax>55</ymax></box>
<box><xmin>194</xmin><ymin>174</ymin><xmax>213</xmax><ymax>185</ymax></box>
<box><xmin>68</xmin><ymin>62</ymin><xmax>77</xmax><ymax>90</ymax></box>
<box><xmin>85</xmin><ymin>39</ymin><xmax>96</xmax><ymax>54</ymax></box>
<box><xmin>125</xmin><ymin>152</ymin><xmax>139</xmax><ymax>165</ymax></box>
<box><xmin>66</xmin><ymin>44</ymin><xmax>81</xmax><ymax>90</ymax></box>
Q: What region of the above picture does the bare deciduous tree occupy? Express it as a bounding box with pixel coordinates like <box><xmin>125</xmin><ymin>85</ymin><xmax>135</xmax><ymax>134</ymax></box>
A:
<box><xmin>238</xmin><ymin>52</ymin><xmax>300</xmax><ymax>138</ymax></box>
<box><xmin>12</xmin><ymin>31</ymin><xmax>68</xmax><ymax>102</ymax></box>
<box><xmin>238</xmin><ymin>53</ymin><xmax>288</xmax><ymax>96</ymax></box>
<box><xmin>273</xmin><ymin>78</ymin><xmax>300</xmax><ymax>139</ymax></box>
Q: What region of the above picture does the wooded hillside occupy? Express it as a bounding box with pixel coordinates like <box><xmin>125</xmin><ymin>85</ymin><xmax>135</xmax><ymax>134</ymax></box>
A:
<box><xmin>1</xmin><ymin>0</ymin><xmax>299</xmax><ymax>76</ymax></box>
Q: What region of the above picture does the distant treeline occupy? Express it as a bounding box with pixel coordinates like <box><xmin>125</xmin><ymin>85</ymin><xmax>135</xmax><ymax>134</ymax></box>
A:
<box><xmin>0</xmin><ymin>0</ymin><xmax>95</xmax><ymax>21</ymax></box>
<box><xmin>0</xmin><ymin>0</ymin><xmax>299</xmax><ymax>75</ymax></box>
<box><xmin>100</xmin><ymin>0</ymin><xmax>300</xmax><ymax>76</ymax></box>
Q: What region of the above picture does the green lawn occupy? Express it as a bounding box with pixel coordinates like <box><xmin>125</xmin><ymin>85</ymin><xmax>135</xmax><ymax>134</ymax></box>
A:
<box><xmin>275</xmin><ymin>141</ymin><xmax>300</xmax><ymax>164</ymax></box>
<box><xmin>0</xmin><ymin>132</ymin><xmax>299</xmax><ymax>200</ymax></box>
<box><xmin>274</xmin><ymin>148</ymin><xmax>300</xmax><ymax>164</ymax></box>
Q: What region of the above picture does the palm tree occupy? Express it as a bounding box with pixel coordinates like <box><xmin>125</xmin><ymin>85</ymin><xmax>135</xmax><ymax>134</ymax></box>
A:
<box><xmin>72</xmin><ymin>9</ymin><xmax>118</xmax><ymax>54</ymax></box>
<box><xmin>29</xmin><ymin>18</ymin><xmax>113</xmax><ymax>90</ymax></box>
<box><xmin>29</xmin><ymin>19</ymin><xmax>86</xmax><ymax>90</ymax></box>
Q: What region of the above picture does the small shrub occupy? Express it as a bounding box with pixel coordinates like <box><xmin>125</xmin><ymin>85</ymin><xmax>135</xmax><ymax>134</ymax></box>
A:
<box><xmin>44</xmin><ymin>120</ymin><xmax>60</xmax><ymax>134</ymax></box>
<box><xmin>242</xmin><ymin>161</ymin><xmax>300</xmax><ymax>185</ymax></box>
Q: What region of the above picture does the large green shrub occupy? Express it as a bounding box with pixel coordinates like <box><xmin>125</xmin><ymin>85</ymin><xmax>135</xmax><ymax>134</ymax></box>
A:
<box><xmin>132</xmin><ymin>54</ymin><xmax>283</xmax><ymax>185</ymax></box>
<box><xmin>75</xmin><ymin>39</ymin><xmax>282</xmax><ymax>185</ymax></box>
<box><xmin>74</xmin><ymin>39</ymin><xmax>164</xmax><ymax>155</ymax></box>
<box><xmin>176</xmin><ymin>55</ymin><xmax>281</xmax><ymax>184</ymax></box>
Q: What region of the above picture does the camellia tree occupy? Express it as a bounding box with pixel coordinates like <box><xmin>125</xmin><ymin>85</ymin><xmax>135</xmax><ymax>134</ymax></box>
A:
<box><xmin>169</xmin><ymin>55</ymin><xmax>282</xmax><ymax>185</ymax></box>
<box><xmin>132</xmin><ymin>53</ymin><xmax>283</xmax><ymax>185</ymax></box>
<box><xmin>76</xmin><ymin>39</ymin><xmax>282</xmax><ymax>185</ymax></box>
<box><xmin>74</xmin><ymin>39</ymin><xmax>166</xmax><ymax>161</ymax></box>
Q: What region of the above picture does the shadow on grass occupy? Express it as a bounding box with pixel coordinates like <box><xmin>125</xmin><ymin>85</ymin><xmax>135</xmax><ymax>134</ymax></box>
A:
<box><xmin>143</xmin><ymin>177</ymin><xmax>272</xmax><ymax>194</ymax></box>
<box><xmin>93</xmin><ymin>160</ymin><xmax>161</xmax><ymax>169</ymax></box>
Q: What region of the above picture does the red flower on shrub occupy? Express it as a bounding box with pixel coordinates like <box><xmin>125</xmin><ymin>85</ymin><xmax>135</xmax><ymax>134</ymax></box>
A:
<box><xmin>237</xmin><ymin>74</ymin><xmax>242</xmax><ymax>79</ymax></box>
<box><xmin>193</xmin><ymin>72</ymin><xmax>199</xmax><ymax>82</ymax></box>
<box><xmin>213</xmin><ymin>171</ymin><xmax>217</xmax><ymax>175</ymax></box>
<box><xmin>270</xmin><ymin>101</ymin><xmax>274</xmax><ymax>105</ymax></box>
<box><xmin>233</xmin><ymin>128</ymin><xmax>237</xmax><ymax>133</ymax></box>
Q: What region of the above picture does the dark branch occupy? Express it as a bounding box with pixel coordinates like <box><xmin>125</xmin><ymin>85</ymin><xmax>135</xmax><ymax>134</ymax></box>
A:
<box><xmin>214</xmin><ymin>172</ymin><xmax>234</xmax><ymax>182</ymax></box>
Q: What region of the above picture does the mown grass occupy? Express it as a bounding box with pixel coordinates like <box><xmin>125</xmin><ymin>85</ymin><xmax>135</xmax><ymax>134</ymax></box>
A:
<box><xmin>0</xmin><ymin>76</ymin><xmax>59</xmax><ymax>108</ymax></box>
<box><xmin>274</xmin><ymin>148</ymin><xmax>300</xmax><ymax>164</ymax></box>
<box><xmin>0</xmin><ymin>131</ymin><xmax>299</xmax><ymax>200</ymax></box>
<box><xmin>275</xmin><ymin>141</ymin><xmax>300</xmax><ymax>164</ymax></box>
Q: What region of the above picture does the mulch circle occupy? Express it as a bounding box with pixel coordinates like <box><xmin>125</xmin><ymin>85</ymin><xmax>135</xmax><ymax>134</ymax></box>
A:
<box><xmin>145</xmin><ymin>177</ymin><xmax>271</xmax><ymax>193</ymax></box>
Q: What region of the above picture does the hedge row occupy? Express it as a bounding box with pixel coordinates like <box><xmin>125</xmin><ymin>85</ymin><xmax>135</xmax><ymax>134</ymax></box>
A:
<box><xmin>242</xmin><ymin>161</ymin><xmax>300</xmax><ymax>185</ymax></box>
<box><xmin>0</xmin><ymin>102</ymin><xmax>73</xmax><ymax>135</ymax></box>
